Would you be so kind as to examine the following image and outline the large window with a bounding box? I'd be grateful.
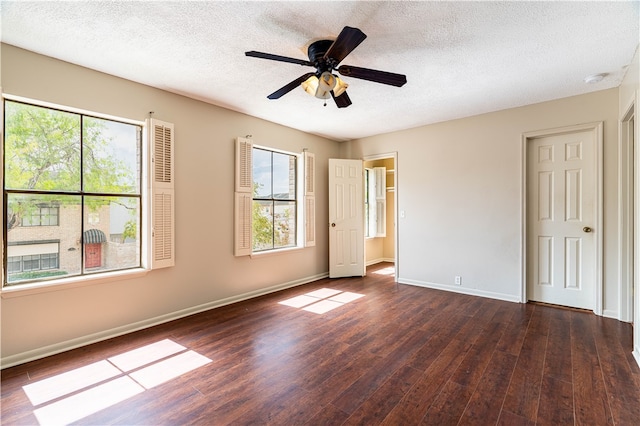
[252,147,297,251]
[3,99,142,286]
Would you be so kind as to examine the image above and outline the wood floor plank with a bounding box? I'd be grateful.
[421,379,474,425]
[571,311,614,425]
[332,327,433,415]
[306,403,351,425]
[501,305,550,422]
[379,338,472,425]
[497,410,535,426]
[458,350,518,426]
[342,364,423,425]
[1,262,638,426]
[542,307,573,383]
[590,315,640,425]
[449,304,514,388]
[496,303,535,356]
[536,375,574,425]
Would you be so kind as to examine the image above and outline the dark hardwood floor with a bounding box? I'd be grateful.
[2,262,639,425]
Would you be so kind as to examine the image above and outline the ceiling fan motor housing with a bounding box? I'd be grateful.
[308,39,335,73]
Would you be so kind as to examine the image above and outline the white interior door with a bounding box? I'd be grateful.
[527,129,598,310]
[329,159,365,278]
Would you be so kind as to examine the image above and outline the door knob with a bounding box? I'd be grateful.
[583,226,592,233]
[331,223,336,227]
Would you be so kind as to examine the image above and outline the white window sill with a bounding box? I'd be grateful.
[1,268,149,298]
[250,246,304,259]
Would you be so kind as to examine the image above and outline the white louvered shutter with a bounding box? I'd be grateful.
[304,151,316,247]
[148,119,175,268]
[235,137,253,256]
[236,137,253,193]
[374,167,386,237]
[304,151,315,196]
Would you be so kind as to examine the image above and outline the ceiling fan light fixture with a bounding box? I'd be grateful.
[301,75,319,96]
[301,72,348,99]
[315,71,336,99]
[333,76,349,97]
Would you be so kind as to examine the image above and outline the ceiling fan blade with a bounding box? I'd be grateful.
[331,90,352,108]
[267,73,315,99]
[323,26,367,64]
[337,65,407,87]
[245,51,313,67]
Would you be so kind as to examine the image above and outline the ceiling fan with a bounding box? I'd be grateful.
[245,26,407,108]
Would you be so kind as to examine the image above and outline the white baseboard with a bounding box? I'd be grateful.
[366,258,395,266]
[633,347,640,369]
[397,276,521,304]
[602,309,620,320]
[1,272,328,369]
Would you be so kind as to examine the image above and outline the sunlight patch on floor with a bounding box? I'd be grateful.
[23,339,211,425]
[23,360,121,406]
[372,266,395,276]
[130,350,211,389]
[108,339,186,372]
[33,376,144,426]
[279,288,364,314]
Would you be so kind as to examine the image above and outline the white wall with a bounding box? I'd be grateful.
[618,46,640,367]
[0,45,340,364]
[344,89,622,309]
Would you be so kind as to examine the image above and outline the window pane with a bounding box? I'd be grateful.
[253,148,272,198]
[272,152,296,200]
[83,196,140,273]
[4,101,81,191]
[274,201,296,248]
[252,200,273,251]
[6,194,81,285]
[41,253,59,270]
[83,117,141,194]
[7,257,22,274]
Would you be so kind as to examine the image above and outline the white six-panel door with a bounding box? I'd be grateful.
[527,129,597,310]
[329,159,365,278]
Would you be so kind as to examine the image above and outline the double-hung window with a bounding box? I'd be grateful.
[252,147,297,252]
[3,99,144,287]
[234,137,315,256]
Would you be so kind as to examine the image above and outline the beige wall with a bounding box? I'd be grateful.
[344,88,622,312]
[2,42,637,366]
[0,45,340,363]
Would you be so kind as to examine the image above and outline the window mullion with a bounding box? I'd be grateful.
[80,115,85,274]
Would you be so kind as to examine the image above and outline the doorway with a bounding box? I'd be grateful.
[364,153,398,280]
[523,123,603,312]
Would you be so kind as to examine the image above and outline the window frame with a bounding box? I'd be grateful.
[1,94,150,294]
[250,144,302,254]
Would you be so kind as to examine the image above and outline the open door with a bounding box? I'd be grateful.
[329,159,365,278]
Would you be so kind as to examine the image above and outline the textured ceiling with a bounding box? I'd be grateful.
[1,1,638,141]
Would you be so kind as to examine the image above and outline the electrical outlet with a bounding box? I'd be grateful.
[455,276,462,285]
